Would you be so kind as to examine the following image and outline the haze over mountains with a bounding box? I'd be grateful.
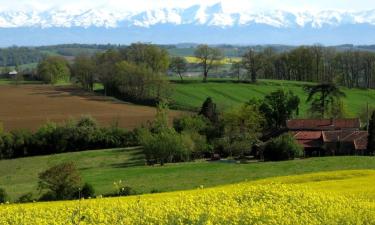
[1,3,375,46]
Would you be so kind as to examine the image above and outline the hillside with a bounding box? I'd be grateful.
[0,84,182,131]
[1,146,375,200]
[2,170,375,224]
[171,79,375,117]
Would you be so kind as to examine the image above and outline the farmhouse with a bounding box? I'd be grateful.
[287,119,368,156]
[7,70,18,78]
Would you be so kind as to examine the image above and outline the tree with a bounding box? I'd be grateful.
[169,56,188,81]
[139,103,194,165]
[121,43,170,74]
[263,134,303,161]
[230,61,242,81]
[115,61,170,102]
[199,97,219,123]
[367,111,375,156]
[72,55,95,91]
[304,83,346,118]
[94,49,122,96]
[242,49,263,82]
[37,56,71,84]
[259,90,300,128]
[220,104,265,157]
[194,45,223,82]
[38,162,82,200]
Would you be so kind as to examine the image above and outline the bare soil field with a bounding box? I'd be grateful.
[0,85,182,131]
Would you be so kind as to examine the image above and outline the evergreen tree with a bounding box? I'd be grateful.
[199,97,218,123]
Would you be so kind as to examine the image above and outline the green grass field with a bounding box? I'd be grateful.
[171,78,375,117]
[1,147,375,201]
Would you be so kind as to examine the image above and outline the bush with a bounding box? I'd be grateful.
[173,115,208,133]
[79,183,95,198]
[38,162,82,200]
[0,188,8,203]
[17,193,34,203]
[263,134,303,161]
[0,116,139,160]
[140,128,194,165]
[112,180,135,196]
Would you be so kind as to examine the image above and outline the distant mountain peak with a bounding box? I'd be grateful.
[1,5,375,29]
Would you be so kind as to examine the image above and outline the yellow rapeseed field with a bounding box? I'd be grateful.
[1,170,375,225]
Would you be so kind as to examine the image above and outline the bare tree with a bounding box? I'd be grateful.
[194,45,223,82]
[169,56,188,82]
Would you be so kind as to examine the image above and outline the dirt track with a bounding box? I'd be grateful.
[0,85,182,131]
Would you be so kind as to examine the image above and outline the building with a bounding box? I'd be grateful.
[7,70,18,78]
[287,119,367,156]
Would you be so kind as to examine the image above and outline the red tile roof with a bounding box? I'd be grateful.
[292,131,323,148]
[291,130,368,151]
[287,119,360,131]
[293,131,322,140]
[354,137,368,150]
[323,131,368,142]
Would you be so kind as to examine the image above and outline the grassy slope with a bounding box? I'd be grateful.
[171,78,375,116]
[1,147,375,200]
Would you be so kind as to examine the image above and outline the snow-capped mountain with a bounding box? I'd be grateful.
[1,3,375,29]
[1,3,375,46]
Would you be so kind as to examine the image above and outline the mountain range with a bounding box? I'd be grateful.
[1,3,375,46]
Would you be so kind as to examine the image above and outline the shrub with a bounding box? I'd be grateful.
[0,116,139,159]
[79,183,96,198]
[38,162,82,200]
[17,193,34,203]
[11,129,33,158]
[140,128,194,165]
[113,180,135,196]
[263,134,303,161]
[0,188,8,203]
[173,115,209,133]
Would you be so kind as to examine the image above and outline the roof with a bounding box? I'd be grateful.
[8,71,18,75]
[323,130,368,142]
[287,118,360,131]
[291,130,368,151]
[292,131,323,148]
[293,131,322,140]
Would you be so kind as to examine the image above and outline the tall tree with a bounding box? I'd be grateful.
[169,56,188,81]
[366,111,375,156]
[194,45,223,82]
[242,49,263,83]
[72,55,95,91]
[304,83,346,118]
[94,49,122,96]
[37,56,71,84]
[221,104,265,157]
[230,61,242,81]
[121,43,170,74]
[199,97,219,123]
[259,90,300,128]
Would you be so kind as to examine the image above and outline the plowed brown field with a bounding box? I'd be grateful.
[0,85,182,131]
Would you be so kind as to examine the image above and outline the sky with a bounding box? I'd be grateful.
[0,0,373,13]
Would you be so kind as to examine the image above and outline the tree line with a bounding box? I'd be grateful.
[0,47,45,67]
[36,43,171,105]
[230,46,375,89]
[0,116,138,160]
